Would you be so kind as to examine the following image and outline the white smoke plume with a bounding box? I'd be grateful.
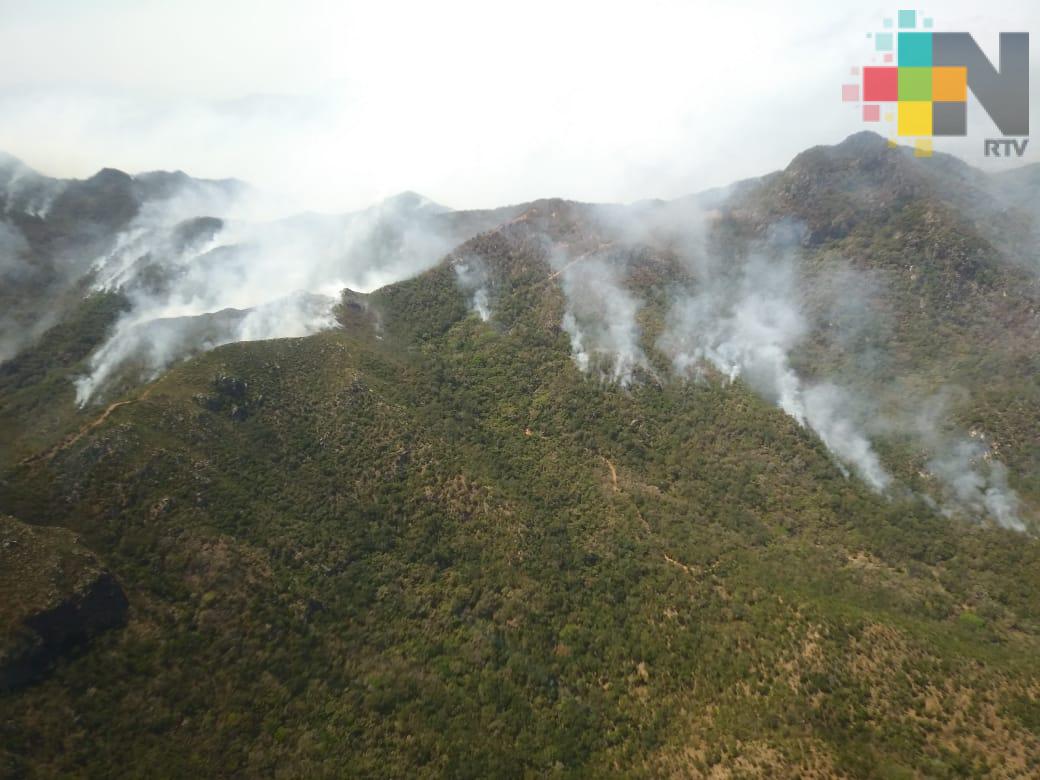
[901,395,1027,531]
[661,244,1027,526]
[73,292,335,405]
[801,383,890,491]
[452,255,492,321]
[928,439,1024,532]
[557,251,648,386]
[659,250,891,491]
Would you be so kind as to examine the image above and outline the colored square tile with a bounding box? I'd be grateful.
[863,104,881,122]
[899,32,932,66]
[884,53,893,63]
[914,138,933,157]
[932,66,966,101]
[875,32,893,51]
[843,84,860,102]
[884,112,895,122]
[933,101,967,136]
[923,17,933,29]
[884,18,893,28]
[850,66,861,76]
[863,67,898,101]
[888,138,899,148]
[899,67,932,100]
[898,101,932,135]
[899,10,917,29]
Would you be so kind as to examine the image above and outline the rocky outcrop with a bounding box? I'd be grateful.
[0,515,128,690]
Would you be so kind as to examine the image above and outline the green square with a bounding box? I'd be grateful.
[898,67,932,100]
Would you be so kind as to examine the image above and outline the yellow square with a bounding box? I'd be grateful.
[888,138,899,148]
[914,138,933,157]
[898,101,932,136]
[884,112,894,122]
[932,67,967,101]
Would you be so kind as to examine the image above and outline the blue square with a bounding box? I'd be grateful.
[899,32,932,66]
[875,32,893,52]
[898,10,917,29]
[923,17,933,29]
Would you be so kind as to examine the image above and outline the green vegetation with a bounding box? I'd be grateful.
[1,134,1039,776]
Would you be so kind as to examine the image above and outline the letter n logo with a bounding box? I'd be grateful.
[933,32,1029,136]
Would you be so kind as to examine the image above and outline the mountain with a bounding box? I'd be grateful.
[1,133,1040,776]
[0,155,251,365]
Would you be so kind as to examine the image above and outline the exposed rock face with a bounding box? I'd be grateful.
[0,515,128,690]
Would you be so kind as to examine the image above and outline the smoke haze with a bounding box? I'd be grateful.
[74,189,459,403]
[1,1,1036,213]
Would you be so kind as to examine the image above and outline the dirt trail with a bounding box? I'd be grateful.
[663,554,693,574]
[602,455,652,532]
[599,454,716,567]
[21,383,158,466]
[602,456,619,492]
[544,242,614,282]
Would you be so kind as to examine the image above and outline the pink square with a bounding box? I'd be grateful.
[850,66,861,76]
[883,53,893,63]
[842,84,860,102]
[863,104,880,121]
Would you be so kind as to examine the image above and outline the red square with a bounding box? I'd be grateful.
[863,67,898,101]
[863,104,880,121]
[842,84,859,102]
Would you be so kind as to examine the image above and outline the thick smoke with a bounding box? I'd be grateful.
[802,383,890,490]
[75,190,455,404]
[556,251,647,386]
[658,249,891,491]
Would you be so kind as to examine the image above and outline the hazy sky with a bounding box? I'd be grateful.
[0,0,1037,211]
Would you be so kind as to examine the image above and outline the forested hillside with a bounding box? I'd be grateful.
[2,133,1040,777]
